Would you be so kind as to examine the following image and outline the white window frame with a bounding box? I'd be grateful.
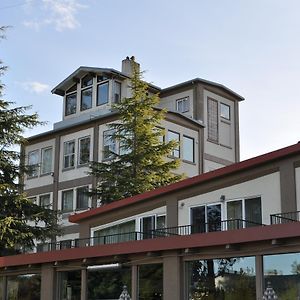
[220,102,231,120]
[176,96,189,113]
[61,189,74,213]
[63,140,75,169]
[39,193,51,208]
[167,130,180,158]
[28,150,39,178]
[41,147,53,175]
[76,185,90,210]
[78,136,91,166]
[182,135,195,163]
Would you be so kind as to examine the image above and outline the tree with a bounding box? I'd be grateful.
[90,59,183,204]
[0,27,60,255]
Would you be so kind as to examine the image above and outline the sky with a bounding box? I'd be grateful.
[1,0,300,160]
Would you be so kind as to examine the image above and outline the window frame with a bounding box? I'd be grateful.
[76,186,89,210]
[220,102,231,121]
[97,81,109,106]
[28,150,39,178]
[65,92,77,116]
[113,81,122,103]
[103,129,116,160]
[78,136,91,166]
[41,146,53,175]
[207,97,219,143]
[80,86,93,111]
[167,130,180,158]
[63,140,75,169]
[176,96,190,113]
[61,189,74,213]
[39,193,51,208]
[182,135,195,163]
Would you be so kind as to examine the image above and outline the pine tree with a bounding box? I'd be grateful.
[90,60,183,204]
[0,27,59,255]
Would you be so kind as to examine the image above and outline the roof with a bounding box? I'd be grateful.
[69,142,300,223]
[161,78,244,101]
[51,66,161,96]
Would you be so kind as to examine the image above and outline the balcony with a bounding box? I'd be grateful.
[35,219,264,253]
[270,211,300,224]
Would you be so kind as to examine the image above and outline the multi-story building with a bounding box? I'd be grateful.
[23,57,243,245]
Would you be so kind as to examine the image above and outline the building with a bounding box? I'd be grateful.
[23,57,243,246]
[1,142,300,299]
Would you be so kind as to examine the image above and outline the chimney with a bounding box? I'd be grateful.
[121,56,140,76]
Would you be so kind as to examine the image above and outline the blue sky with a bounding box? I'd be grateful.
[1,0,300,160]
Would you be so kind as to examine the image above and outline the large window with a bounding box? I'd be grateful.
[103,130,116,160]
[39,194,51,207]
[176,96,189,113]
[97,82,109,105]
[168,130,180,158]
[28,150,39,178]
[81,87,92,111]
[186,257,256,300]
[58,270,81,300]
[63,140,75,169]
[183,135,194,162]
[191,204,222,233]
[207,98,218,142]
[226,197,262,228]
[78,136,90,165]
[62,190,73,212]
[65,92,77,116]
[76,186,89,210]
[41,147,52,175]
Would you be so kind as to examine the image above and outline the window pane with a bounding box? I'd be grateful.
[176,97,189,113]
[157,215,166,230]
[58,271,81,300]
[64,141,75,168]
[97,82,109,105]
[191,206,206,233]
[62,190,73,212]
[28,150,39,177]
[141,216,155,239]
[76,186,89,210]
[41,147,52,174]
[79,137,90,165]
[245,197,262,227]
[168,130,180,158]
[81,87,92,111]
[97,75,109,82]
[103,130,116,160]
[227,200,243,229]
[186,257,256,300]
[81,74,93,88]
[66,84,77,94]
[183,136,194,162]
[208,98,218,142]
[220,102,230,120]
[40,194,50,207]
[207,204,221,232]
[114,81,121,103]
[65,93,77,116]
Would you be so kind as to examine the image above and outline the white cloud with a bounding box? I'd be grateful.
[21,81,50,94]
[23,0,86,32]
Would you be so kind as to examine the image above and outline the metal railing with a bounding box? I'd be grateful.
[270,211,300,224]
[35,218,264,253]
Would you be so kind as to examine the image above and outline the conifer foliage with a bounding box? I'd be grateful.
[90,60,183,204]
[0,27,59,255]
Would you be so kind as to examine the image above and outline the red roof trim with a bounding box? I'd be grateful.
[1,223,300,268]
[69,142,300,223]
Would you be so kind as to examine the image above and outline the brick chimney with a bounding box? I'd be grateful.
[121,56,140,76]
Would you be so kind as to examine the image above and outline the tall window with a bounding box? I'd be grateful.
[81,87,92,111]
[183,136,194,162]
[63,141,75,169]
[176,96,189,113]
[28,150,39,177]
[78,137,90,165]
[76,186,89,210]
[97,82,109,105]
[62,190,73,212]
[39,194,51,207]
[65,93,77,116]
[207,98,218,142]
[41,147,52,174]
[168,130,180,158]
[220,102,230,120]
[114,81,121,103]
[103,130,116,160]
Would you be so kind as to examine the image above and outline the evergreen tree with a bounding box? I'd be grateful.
[0,27,59,255]
[90,60,183,204]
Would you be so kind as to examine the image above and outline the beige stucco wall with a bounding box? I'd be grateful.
[159,89,194,119]
[59,128,94,182]
[178,172,281,226]
[203,89,236,164]
[24,138,56,190]
[296,167,300,210]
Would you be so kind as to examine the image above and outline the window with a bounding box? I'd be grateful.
[62,190,73,212]
[78,137,90,165]
[220,102,230,120]
[39,194,51,207]
[97,75,109,82]
[65,93,77,116]
[176,97,189,113]
[63,141,75,169]
[97,82,109,105]
[168,130,180,158]
[207,98,218,142]
[81,87,92,111]
[183,136,194,162]
[113,81,121,103]
[28,150,39,178]
[103,130,116,160]
[41,147,52,175]
[81,74,93,88]
[76,186,89,210]
[226,197,262,228]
